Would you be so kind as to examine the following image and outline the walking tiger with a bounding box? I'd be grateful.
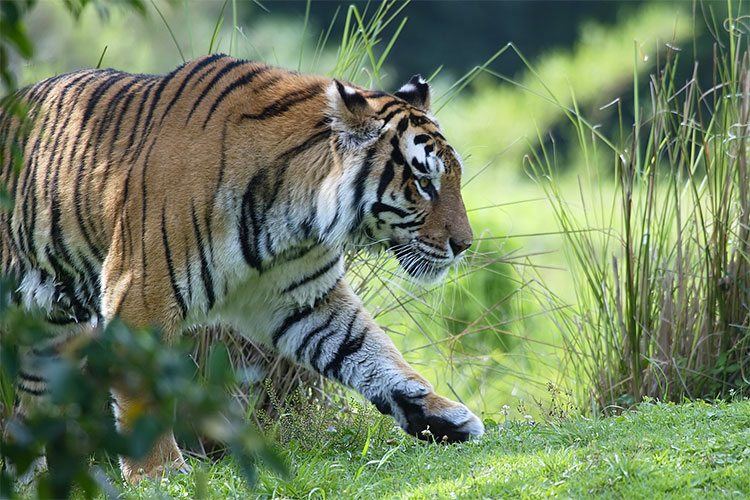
[0,55,483,483]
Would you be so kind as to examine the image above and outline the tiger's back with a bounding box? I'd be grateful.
[0,55,335,327]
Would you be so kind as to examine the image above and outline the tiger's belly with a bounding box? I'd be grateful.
[203,243,344,346]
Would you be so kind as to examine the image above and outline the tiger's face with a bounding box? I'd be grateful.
[327,76,473,283]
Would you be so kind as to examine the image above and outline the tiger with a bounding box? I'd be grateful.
[0,54,483,483]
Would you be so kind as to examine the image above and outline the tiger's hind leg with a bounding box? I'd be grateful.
[5,346,50,484]
[4,334,78,483]
[100,240,192,484]
[110,388,191,484]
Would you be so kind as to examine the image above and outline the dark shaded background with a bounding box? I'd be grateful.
[249,1,655,81]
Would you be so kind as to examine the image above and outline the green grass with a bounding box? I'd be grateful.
[44,399,749,499]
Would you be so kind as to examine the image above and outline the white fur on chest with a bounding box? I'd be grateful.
[207,242,343,344]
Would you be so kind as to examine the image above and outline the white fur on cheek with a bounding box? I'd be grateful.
[405,138,426,167]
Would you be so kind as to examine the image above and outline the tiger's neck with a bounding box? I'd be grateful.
[230,134,369,273]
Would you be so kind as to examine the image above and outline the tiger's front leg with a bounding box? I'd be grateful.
[273,281,484,442]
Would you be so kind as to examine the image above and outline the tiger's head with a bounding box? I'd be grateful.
[326,76,473,284]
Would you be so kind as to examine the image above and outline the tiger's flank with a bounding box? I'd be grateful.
[0,55,483,484]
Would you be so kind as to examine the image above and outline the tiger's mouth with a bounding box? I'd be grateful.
[389,240,454,284]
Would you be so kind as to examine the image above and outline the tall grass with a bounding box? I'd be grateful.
[527,7,750,412]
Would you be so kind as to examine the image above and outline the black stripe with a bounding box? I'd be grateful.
[185,59,247,124]
[241,85,323,121]
[95,77,139,145]
[88,77,139,239]
[417,237,445,252]
[381,108,404,125]
[309,328,339,372]
[19,370,45,383]
[204,211,216,266]
[74,253,100,307]
[377,100,401,115]
[323,314,365,380]
[294,310,336,361]
[301,214,315,238]
[349,147,377,233]
[282,244,316,262]
[392,215,425,229]
[371,201,409,219]
[205,120,228,265]
[23,76,62,106]
[377,160,395,201]
[18,141,40,259]
[190,65,220,91]
[363,90,387,98]
[314,277,341,309]
[191,204,215,310]
[136,70,174,150]
[396,117,409,133]
[251,74,283,94]
[400,160,413,186]
[139,122,164,298]
[123,80,157,159]
[73,138,106,261]
[14,103,47,257]
[184,236,193,304]
[240,129,331,265]
[413,134,431,144]
[161,206,187,317]
[238,172,266,269]
[79,70,120,128]
[202,65,270,129]
[47,125,92,317]
[411,157,428,174]
[118,163,137,263]
[390,136,406,165]
[160,54,225,124]
[415,247,447,260]
[282,253,341,294]
[102,80,145,191]
[273,128,331,164]
[271,305,314,347]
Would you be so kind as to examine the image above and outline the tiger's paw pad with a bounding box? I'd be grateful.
[393,390,484,443]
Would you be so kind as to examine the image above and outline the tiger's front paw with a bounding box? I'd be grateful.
[391,390,484,442]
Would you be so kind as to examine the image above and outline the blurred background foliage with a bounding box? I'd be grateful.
[2,0,750,495]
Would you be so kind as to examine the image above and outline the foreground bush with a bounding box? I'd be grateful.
[0,276,279,499]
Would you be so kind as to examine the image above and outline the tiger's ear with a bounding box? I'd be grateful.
[327,80,383,149]
[394,74,430,111]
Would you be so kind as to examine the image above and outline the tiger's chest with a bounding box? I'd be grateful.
[203,243,344,343]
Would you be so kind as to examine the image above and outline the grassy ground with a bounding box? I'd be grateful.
[45,399,749,499]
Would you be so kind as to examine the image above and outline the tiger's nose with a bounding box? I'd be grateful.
[449,237,472,256]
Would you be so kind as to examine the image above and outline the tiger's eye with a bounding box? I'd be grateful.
[419,177,431,189]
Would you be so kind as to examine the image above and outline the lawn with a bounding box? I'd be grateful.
[52,399,749,500]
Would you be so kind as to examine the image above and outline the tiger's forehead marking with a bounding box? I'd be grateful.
[405,133,446,177]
